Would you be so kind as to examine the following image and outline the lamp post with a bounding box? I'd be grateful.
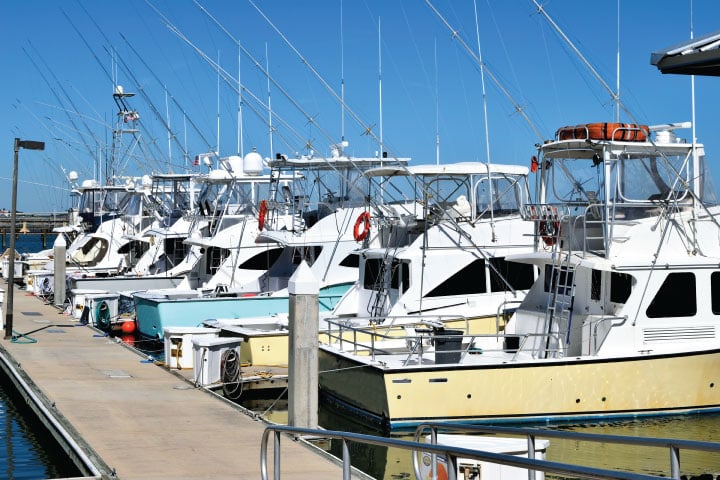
[5,138,45,340]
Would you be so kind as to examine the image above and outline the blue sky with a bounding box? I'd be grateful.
[2,0,718,212]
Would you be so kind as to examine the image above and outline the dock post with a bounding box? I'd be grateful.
[53,234,66,308]
[287,260,319,428]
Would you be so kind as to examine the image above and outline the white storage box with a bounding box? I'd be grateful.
[192,336,243,386]
[163,327,220,370]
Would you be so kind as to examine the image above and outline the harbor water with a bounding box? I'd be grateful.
[0,369,80,479]
[316,403,720,480]
[1,234,81,478]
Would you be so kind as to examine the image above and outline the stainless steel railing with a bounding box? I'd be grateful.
[261,423,720,480]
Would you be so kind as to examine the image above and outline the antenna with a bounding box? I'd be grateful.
[615,0,621,122]
[434,37,439,166]
[341,0,345,142]
[378,16,383,160]
[238,41,244,157]
[266,43,274,157]
[217,50,221,157]
[690,0,699,195]
[473,0,496,240]
[165,86,172,172]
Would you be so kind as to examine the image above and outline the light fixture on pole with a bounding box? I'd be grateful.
[5,138,45,340]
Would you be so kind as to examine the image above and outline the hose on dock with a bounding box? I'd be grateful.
[221,348,243,400]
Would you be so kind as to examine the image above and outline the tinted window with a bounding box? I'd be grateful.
[646,272,696,318]
[543,265,573,296]
[363,258,383,290]
[390,260,410,294]
[712,272,720,315]
[238,248,283,270]
[489,257,534,292]
[426,259,486,297]
[610,272,632,303]
[339,254,360,268]
[591,269,602,301]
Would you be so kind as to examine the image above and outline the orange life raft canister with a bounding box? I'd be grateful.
[556,122,648,142]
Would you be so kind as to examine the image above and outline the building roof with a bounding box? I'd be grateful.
[651,30,720,76]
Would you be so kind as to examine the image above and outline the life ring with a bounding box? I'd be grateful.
[539,220,560,246]
[258,200,268,231]
[353,211,371,242]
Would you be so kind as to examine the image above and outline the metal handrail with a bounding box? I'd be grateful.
[259,423,719,480]
[322,317,567,364]
[413,423,720,480]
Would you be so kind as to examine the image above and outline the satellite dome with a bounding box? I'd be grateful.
[227,155,243,175]
[243,149,264,176]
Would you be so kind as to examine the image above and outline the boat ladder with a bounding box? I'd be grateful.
[369,252,393,319]
[545,239,576,357]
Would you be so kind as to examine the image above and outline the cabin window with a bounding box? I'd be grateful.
[389,260,410,294]
[646,272,696,318]
[363,258,382,290]
[543,266,574,296]
[205,246,230,275]
[238,248,283,270]
[712,272,720,314]
[610,272,632,303]
[339,254,360,268]
[165,237,188,265]
[362,258,409,293]
[292,246,322,267]
[591,269,602,301]
[426,259,487,297]
[489,257,534,292]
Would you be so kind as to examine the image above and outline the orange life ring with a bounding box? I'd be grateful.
[539,220,560,246]
[353,211,371,242]
[258,200,268,231]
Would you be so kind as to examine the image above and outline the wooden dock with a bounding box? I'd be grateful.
[0,285,354,480]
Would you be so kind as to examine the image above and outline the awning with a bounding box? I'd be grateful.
[651,30,720,76]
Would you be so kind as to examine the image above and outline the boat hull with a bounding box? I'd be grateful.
[134,283,352,340]
[318,347,720,431]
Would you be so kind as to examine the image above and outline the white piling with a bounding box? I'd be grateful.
[287,260,319,428]
[53,234,66,308]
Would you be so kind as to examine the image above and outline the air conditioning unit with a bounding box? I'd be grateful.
[192,336,243,387]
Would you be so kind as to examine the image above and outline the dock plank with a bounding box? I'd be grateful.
[0,286,348,480]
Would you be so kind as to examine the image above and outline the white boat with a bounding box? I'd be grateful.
[206,161,536,368]
[318,122,720,430]
[133,144,408,340]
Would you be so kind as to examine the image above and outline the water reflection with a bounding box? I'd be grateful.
[314,402,720,480]
[0,377,80,479]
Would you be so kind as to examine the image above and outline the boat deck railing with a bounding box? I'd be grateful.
[261,423,720,480]
[322,317,568,364]
[523,199,695,257]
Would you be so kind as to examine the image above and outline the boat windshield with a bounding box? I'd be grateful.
[542,145,702,212]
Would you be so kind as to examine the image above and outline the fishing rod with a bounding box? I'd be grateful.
[163,0,336,155]
[22,43,101,163]
[424,0,545,143]
[147,17,305,158]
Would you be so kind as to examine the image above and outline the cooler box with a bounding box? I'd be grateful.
[163,327,220,370]
[192,336,243,386]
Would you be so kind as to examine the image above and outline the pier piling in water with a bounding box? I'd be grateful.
[288,260,320,429]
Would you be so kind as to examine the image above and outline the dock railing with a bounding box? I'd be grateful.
[414,423,720,480]
[261,423,720,480]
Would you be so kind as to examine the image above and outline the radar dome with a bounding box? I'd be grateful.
[68,171,79,182]
[243,149,264,175]
[227,155,243,175]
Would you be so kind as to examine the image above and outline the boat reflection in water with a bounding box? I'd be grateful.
[316,402,720,480]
